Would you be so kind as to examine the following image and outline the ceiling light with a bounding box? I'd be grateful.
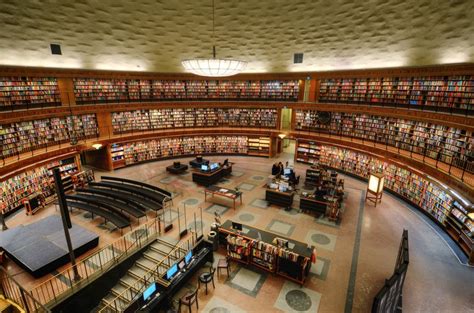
[92,143,102,150]
[181,0,246,77]
[278,134,287,139]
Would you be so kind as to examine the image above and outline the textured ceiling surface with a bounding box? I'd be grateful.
[0,0,473,73]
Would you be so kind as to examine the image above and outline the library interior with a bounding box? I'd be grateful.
[0,1,473,313]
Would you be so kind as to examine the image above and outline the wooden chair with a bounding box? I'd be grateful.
[198,266,216,295]
[178,287,199,313]
[217,257,230,277]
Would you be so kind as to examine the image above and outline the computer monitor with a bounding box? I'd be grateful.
[185,250,193,264]
[232,222,243,231]
[178,260,186,270]
[210,163,219,170]
[166,263,178,280]
[201,164,209,171]
[142,282,157,301]
[284,168,291,175]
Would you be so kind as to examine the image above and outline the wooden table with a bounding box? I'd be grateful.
[205,185,242,210]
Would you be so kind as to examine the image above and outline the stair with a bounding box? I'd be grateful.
[96,238,176,312]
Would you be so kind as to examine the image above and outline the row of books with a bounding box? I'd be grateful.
[295,141,472,234]
[111,108,278,134]
[0,77,61,108]
[0,114,98,158]
[319,75,473,109]
[74,78,299,103]
[294,110,474,167]
[111,135,270,166]
[0,156,79,213]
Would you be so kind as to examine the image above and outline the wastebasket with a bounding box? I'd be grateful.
[208,230,218,251]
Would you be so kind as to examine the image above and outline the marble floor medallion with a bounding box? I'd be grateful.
[286,289,312,311]
[311,233,331,245]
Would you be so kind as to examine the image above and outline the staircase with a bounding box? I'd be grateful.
[96,239,187,312]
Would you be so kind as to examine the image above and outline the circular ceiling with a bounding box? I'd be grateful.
[0,0,473,73]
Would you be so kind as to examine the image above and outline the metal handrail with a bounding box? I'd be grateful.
[0,266,50,313]
[98,235,197,313]
[29,217,162,308]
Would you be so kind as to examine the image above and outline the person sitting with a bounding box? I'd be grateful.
[289,171,297,183]
[314,186,326,200]
[271,163,279,175]
[278,162,284,176]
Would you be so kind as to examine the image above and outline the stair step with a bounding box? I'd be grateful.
[151,241,174,253]
[120,273,146,292]
[128,265,150,280]
[144,250,169,262]
[102,293,128,312]
[136,257,157,271]
[111,283,136,302]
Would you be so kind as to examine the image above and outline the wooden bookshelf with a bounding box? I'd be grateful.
[111,108,278,134]
[218,220,314,285]
[73,79,299,104]
[109,135,271,167]
[248,137,271,156]
[0,114,98,159]
[318,75,474,115]
[226,234,252,264]
[0,155,81,215]
[295,140,474,262]
[294,109,474,173]
[0,76,61,111]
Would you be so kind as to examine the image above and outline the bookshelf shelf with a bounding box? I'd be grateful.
[111,108,278,134]
[0,77,61,111]
[219,220,314,285]
[294,109,474,173]
[73,79,299,104]
[110,135,270,167]
[0,114,98,159]
[0,156,81,215]
[295,140,474,261]
[318,75,474,115]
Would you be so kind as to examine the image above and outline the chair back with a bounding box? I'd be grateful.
[185,287,198,303]
[209,266,216,276]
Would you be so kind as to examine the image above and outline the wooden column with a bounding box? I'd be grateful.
[297,79,305,101]
[57,78,76,106]
[309,79,318,102]
[95,111,113,139]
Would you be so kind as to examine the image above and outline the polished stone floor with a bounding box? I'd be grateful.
[3,155,473,312]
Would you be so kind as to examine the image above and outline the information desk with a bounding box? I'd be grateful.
[205,185,242,210]
[126,245,213,313]
[265,188,295,208]
[166,163,188,174]
[192,165,232,186]
[189,158,209,169]
[218,220,313,285]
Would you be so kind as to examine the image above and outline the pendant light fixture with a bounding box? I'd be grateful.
[182,0,247,77]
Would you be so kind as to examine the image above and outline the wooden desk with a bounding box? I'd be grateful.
[205,186,242,210]
[265,188,295,208]
[300,196,328,216]
[192,165,232,186]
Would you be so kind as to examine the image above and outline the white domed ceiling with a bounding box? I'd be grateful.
[0,0,473,73]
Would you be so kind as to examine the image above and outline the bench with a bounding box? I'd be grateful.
[90,181,165,208]
[76,188,148,213]
[74,191,146,220]
[101,176,172,199]
[86,185,159,212]
[65,200,131,232]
